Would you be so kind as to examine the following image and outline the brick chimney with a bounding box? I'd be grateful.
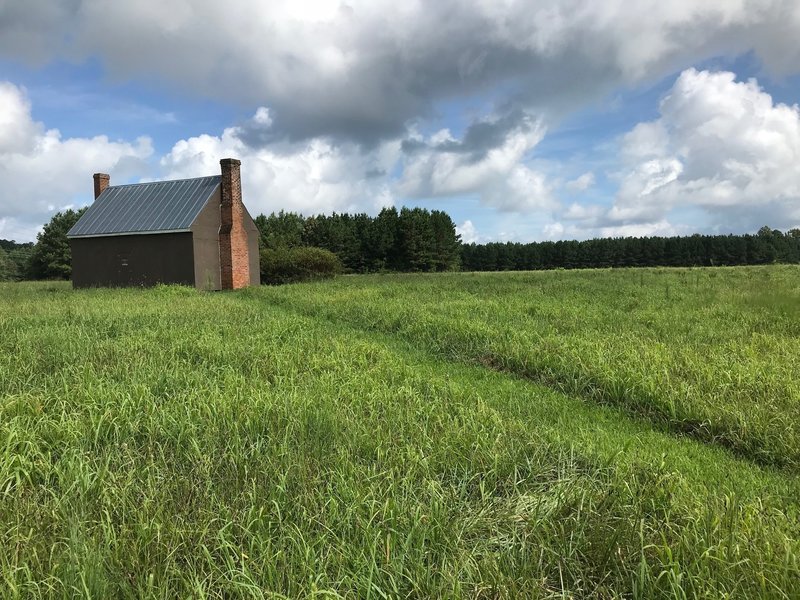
[219,158,250,290]
[93,173,110,200]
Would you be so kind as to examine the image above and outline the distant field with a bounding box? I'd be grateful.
[0,267,798,598]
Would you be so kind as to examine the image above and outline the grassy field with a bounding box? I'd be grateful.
[0,266,798,598]
[263,266,800,470]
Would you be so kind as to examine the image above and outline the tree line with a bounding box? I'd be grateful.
[2,205,799,283]
[460,227,800,271]
[0,208,87,281]
[0,239,33,281]
[255,207,462,273]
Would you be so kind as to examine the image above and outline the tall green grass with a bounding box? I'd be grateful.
[259,266,800,471]
[0,275,797,598]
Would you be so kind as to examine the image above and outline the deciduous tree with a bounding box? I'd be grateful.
[29,208,87,280]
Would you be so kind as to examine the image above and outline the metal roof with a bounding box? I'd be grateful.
[67,176,221,238]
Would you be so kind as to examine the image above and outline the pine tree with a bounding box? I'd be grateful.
[429,210,461,271]
[398,208,435,271]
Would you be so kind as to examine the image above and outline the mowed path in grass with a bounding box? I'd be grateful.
[0,269,797,598]
[261,266,800,471]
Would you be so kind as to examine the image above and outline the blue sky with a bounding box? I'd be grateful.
[1,1,800,243]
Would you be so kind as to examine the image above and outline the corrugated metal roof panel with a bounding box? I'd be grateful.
[67,176,221,237]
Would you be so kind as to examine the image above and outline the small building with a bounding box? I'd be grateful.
[67,158,260,290]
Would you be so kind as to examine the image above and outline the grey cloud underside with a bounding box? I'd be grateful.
[235,121,280,149]
[0,0,80,63]
[364,168,386,179]
[401,108,539,160]
[260,45,541,146]
[2,1,799,147]
[243,41,629,148]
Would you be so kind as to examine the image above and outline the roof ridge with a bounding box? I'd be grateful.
[108,174,221,189]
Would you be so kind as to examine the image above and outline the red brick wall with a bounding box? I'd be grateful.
[219,158,251,289]
[93,173,110,199]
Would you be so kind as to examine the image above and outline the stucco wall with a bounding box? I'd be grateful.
[190,188,222,290]
[243,209,261,285]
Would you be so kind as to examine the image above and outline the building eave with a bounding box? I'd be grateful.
[68,228,192,240]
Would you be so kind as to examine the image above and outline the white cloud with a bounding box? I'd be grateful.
[6,57,800,245]
[574,68,800,236]
[398,115,555,212]
[598,220,680,239]
[160,108,399,217]
[0,82,152,241]
[456,220,480,244]
[0,82,41,154]
[565,172,595,192]
[252,107,273,127]
[542,222,565,239]
[563,203,605,222]
[620,122,671,162]
[540,218,683,241]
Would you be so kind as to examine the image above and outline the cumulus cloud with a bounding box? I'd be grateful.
[542,222,565,239]
[1,1,799,145]
[565,172,595,192]
[160,108,399,217]
[556,68,800,239]
[602,68,800,233]
[398,113,555,211]
[456,220,480,244]
[0,82,152,241]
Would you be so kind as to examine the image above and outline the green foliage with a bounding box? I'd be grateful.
[0,274,797,597]
[0,240,34,281]
[6,247,33,280]
[28,208,87,280]
[430,209,462,271]
[254,210,306,250]
[397,206,435,271]
[462,225,800,271]
[260,246,342,284]
[0,238,30,252]
[369,206,400,271]
[0,247,14,281]
[254,207,461,274]
[303,213,363,271]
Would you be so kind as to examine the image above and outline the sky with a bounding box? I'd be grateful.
[1,0,800,244]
